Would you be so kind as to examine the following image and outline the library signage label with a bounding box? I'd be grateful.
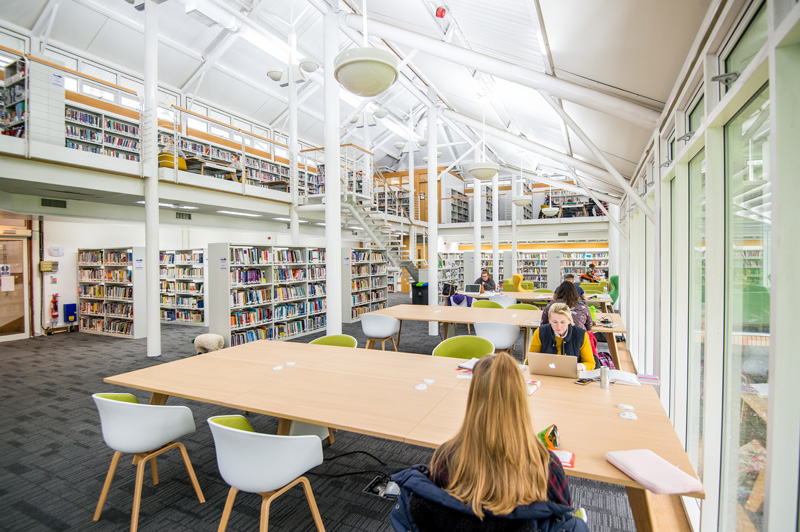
[134,259,144,270]
[51,73,64,87]
[0,264,9,276]
[219,258,228,270]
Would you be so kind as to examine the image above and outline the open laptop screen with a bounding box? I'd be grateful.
[464,284,481,294]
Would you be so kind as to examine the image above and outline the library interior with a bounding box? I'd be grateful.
[0,1,798,531]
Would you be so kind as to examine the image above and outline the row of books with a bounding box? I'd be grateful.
[176,267,203,279]
[230,288,270,307]
[309,267,326,280]
[106,320,134,335]
[352,265,370,277]
[274,249,303,263]
[105,251,132,264]
[230,246,271,265]
[79,301,104,314]
[77,251,101,265]
[66,125,100,143]
[308,250,325,263]
[66,140,101,154]
[79,270,103,282]
[274,286,306,301]
[274,268,306,282]
[308,284,326,297]
[231,308,272,328]
[275,320,306,339]
[308,315,326,330]
[104,134,139,150]
[231,269,268,285]
[309,299,326,314]
[176,297,203,309]
[274,302,306,319]
[66,108,100,127]
[175,310,204,323]
[105,270,131,283]
[175,251,203,263]
[104,118,139,137]
[231,326,273,346]
[79,286,103,298]
[107,286,132,299]
[106,302,133,318]
[79,317,104,331]
[104,147,139,161]
[176,281,202,293]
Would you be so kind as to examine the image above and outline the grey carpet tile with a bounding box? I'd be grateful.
[0,293,634,531]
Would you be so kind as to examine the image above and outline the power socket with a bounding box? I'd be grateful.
[362,475,398,500]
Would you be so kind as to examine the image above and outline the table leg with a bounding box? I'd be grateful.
[277,418,292,436]
[396,320,403,347]
[606,332,622,370]
[149,393,169,405]
[626,487,655,532]
[523,327,532,355]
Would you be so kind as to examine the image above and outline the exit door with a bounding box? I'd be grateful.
[0,239,30,341]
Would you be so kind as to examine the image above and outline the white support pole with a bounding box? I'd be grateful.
[426,90,439,335]
[407,111,416,267]
[473,178,482,281]
[143,0,160,357]
[492,173,499,284]
[511,169,519,274]
[289,27,300,245]
[324,4,342,335]
[539,91,654,220]
[362,112,371,198]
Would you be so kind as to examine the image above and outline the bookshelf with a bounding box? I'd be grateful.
[438,252,464,292]
[77,247,145,339]
[1,58,27,138]
[735,247,764,285]
[448,190,470,223]
[387,268,402,293]
[65,104,140,161]
[559,250,609,279]
[481,251,503,281]
[159,249,205,325]
[343,247,388,322]
[207,244,326,347]
[516,251,548,288]
[521,183,536,220]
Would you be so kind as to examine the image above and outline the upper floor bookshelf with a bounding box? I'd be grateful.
[1,56,27,139]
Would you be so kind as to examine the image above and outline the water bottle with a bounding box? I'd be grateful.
[600,366,610,389]
[589,305,597,321]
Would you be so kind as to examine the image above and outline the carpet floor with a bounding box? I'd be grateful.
[0,292,635,531]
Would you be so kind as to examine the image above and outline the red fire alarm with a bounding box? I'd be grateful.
[436,7,446,18]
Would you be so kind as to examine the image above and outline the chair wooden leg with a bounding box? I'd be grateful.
[381,339,386,350]
[217,486,239,532]
[150,456,159,485]
[131,454,148,532]
[326,428,336,445]
[365,338,374,350]
[390,335,398,352]
[93,451,122,521]
[299,476,326,531]
[175,442,206,503]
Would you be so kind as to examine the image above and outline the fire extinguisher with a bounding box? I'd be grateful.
[50,293,59,323]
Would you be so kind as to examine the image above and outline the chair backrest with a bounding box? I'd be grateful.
[512,273,531,292]
[532,288,553,293]
[488,294,517,308]
[609,275,619,304]
[502,278,515,292]
[432,336,495,359]
[447,294,471,307]
[92,393,196,454]
[583,288,603,294]
[360,314,401,337]
[474,322,520,351]
[309,334,358,348]
[507,303,538,310]
[208,415,323,494]
[472,300,503,309]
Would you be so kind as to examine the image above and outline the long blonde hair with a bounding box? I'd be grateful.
[430,352,551,518]
[548,302,574,324]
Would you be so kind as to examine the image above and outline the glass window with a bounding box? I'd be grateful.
[722,85,770,531]
[120,95,139,110]
[0,32,25,54]
[724,3,768,76]
[669,137,676,162]
[208,108,230,124]
[190,102,207,116]
[82,83,115,102]
[157,107,175,123]
[210,125,230,138]
[233,118,252,132]
[158,90,178,108]
[187,116,207,133]
[81,63,117,85]
[43,48,78,70]
[689,95,705,132]
[63,76,78,92]
[687,148,706,482]
[119,76,143,96]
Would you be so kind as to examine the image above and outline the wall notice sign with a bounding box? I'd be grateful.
[134,259,144,270]
[1,277,12,292]
[51,73,64,87]
[344,257,350,266]
[0,264,9,276]
[220,257,228,270]
[49,276,57,285]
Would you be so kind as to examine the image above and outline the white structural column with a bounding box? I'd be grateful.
[426,91,439,335]
[324,4,342,335]
[511,172,518,275]
[143,0,160,357]
[407,111,416,266]
[288,27,300,245]
[472,178,481,280]
[491,173,499,283]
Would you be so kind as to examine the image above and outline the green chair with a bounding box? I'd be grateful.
[473,300,503,309]
[583,288,603,294]
[432,335,495,359]
[609,275,619,306]
[309,334,358,348]
[507,303,538,310]
[502,278,515,292]
[532,288,553,293]
[580,282,602,292]
[521,281,535,291]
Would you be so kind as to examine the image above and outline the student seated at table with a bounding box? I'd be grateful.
[564,273,587,301]
[579,263,599,283]
[542,281,594,331]
[391,352,587,531]
[530,303,596,371]
[474,269,496,292]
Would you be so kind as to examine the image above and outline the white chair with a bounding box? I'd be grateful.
[474,321,521,356]
[208,415,326,532]
[361,313,401,351]
[489,294,517,308]
[92,393,205,532]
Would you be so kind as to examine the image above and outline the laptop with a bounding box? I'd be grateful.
[464,284,481,294]
[527,352,579,378]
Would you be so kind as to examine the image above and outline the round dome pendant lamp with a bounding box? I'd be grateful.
[334,0,398,97]
[512,153,532,207]
[542,183,560,217]
[465,98,498,181]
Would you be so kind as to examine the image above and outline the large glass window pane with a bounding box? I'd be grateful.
[687,148,706,482]
[723,85,770,531]
[689,95,705,132]
[724,3,768,76]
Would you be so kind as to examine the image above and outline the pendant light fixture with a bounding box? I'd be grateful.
[512,153,532,206]
[542,183,560,217]
[334,0,398,97]
[465,96,498,180]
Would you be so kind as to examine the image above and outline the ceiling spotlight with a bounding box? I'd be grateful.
[266,68,283,82]
[334,48,399,97]
[298,57,320,73]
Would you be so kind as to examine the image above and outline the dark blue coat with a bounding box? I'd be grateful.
[390,466,590,532]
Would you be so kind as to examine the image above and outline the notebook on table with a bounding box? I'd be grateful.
[463,284,481,294]
[527,352,579,378]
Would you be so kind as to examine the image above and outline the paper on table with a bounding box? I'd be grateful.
[1,277,13,292]
[457,357,480,370]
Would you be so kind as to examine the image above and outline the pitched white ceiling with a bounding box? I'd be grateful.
[0,0,712,200]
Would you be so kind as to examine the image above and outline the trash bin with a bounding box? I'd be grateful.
[412,282,428,305]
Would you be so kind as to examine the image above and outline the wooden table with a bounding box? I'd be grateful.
[473,291,615,313]
[369,304,541,350]
[104,341,702,531]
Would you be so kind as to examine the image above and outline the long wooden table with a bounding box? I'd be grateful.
[474,291,614,313]
[104,341,702,531]
[369,304,542,349]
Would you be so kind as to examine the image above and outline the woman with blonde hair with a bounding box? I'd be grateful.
[390,352,587,531]
[530,303,596,371]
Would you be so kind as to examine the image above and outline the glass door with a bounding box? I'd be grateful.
[0,238,29,341]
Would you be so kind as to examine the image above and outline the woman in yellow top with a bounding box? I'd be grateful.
[529,303,596,371]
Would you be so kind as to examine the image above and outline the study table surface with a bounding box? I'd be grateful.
[105,341,701,530]
[474,291,614,312]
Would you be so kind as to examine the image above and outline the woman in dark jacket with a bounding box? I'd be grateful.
[390,352,588,531]
[541,281,594,331]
